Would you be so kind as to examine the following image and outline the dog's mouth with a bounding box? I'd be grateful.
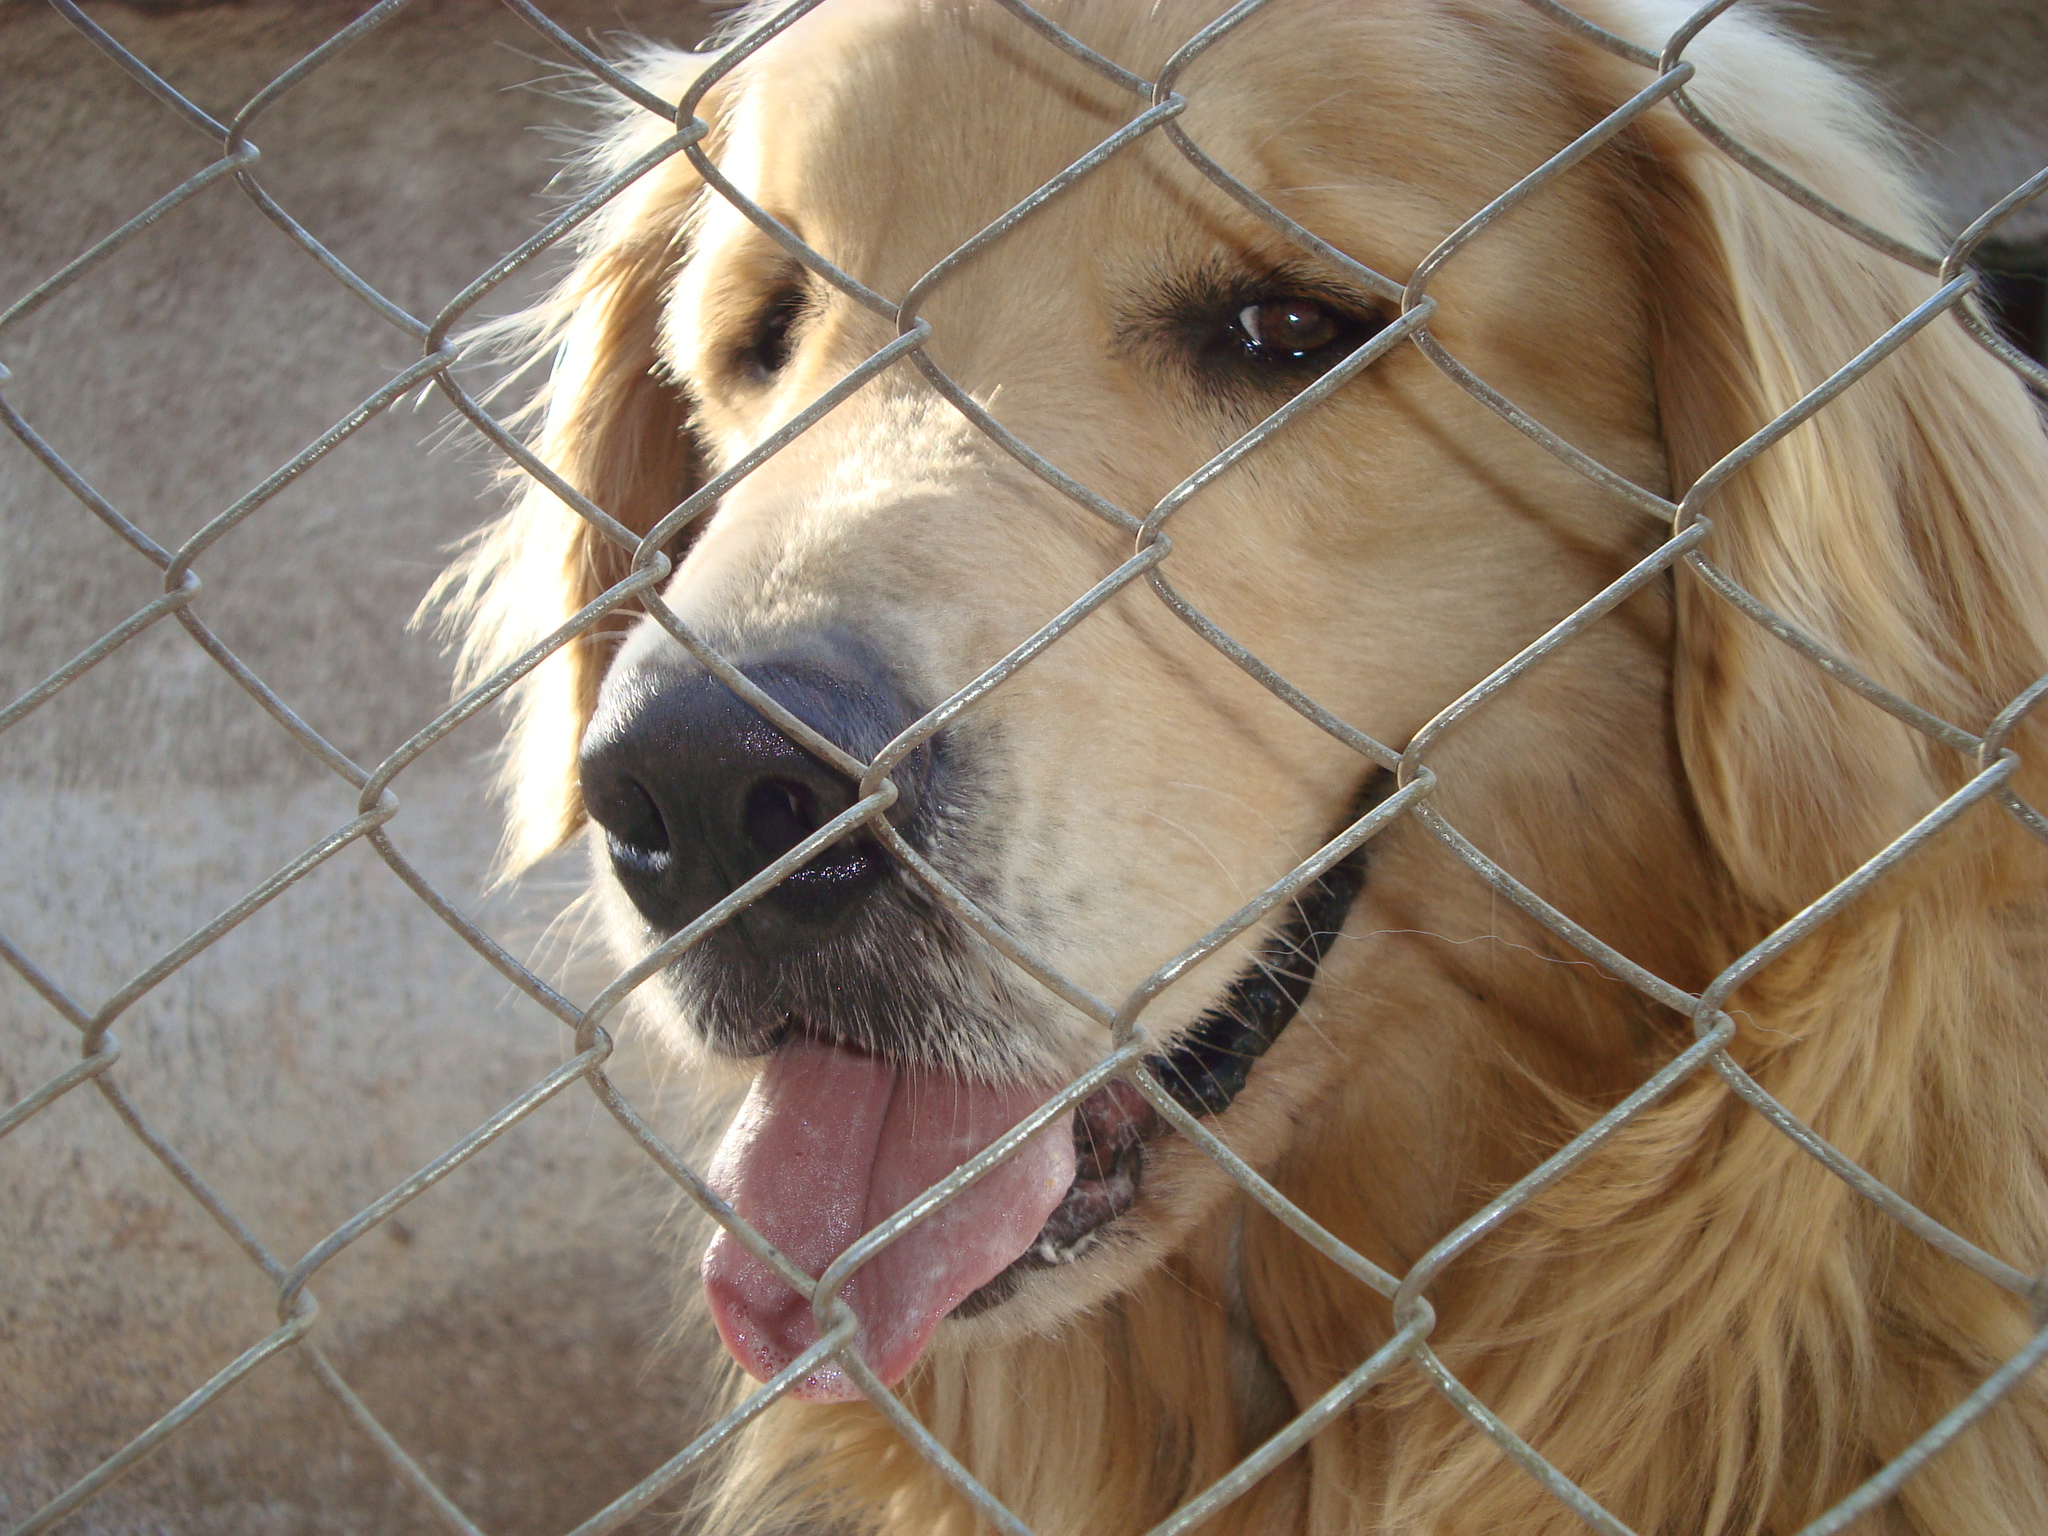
[960,848,1369,1311]
[699,782,1381,1401]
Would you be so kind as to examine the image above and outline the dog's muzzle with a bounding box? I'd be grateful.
[577,633,1375,1398]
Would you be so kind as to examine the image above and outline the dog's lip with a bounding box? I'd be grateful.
[965,790,1385,1309]
[1023,1079,1156,1263]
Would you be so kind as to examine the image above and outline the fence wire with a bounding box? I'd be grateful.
[4,0,2048,1533]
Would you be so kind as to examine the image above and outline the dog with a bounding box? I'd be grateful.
[439,0,2048,1530]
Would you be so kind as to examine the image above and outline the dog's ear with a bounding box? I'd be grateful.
[435,62,718,873]
[1623,16,2048,914]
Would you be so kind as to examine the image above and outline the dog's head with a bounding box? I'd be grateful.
[446,0,2048,1404]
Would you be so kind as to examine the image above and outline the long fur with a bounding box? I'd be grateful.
[441,2,2048,1532]
[429,53,715,870]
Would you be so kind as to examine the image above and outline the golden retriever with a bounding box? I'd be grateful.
[439,0,2048,1531]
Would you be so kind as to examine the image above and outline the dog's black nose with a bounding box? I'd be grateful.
[577,652,929,949]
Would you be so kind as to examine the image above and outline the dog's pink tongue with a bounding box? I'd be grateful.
[703,1036,1075,1401]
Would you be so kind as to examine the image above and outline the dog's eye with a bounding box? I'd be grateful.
[1236,298,1341,358]
[1227,296,1370,367]
[739,289,807,381]
[1126,268,1390,398]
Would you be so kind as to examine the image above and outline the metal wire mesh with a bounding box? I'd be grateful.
[4,0,2047,1532]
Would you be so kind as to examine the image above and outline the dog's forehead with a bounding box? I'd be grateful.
[696,0,1568,288]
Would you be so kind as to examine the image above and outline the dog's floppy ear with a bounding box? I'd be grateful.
[1622,14,2048,914]
[435,61,719,873]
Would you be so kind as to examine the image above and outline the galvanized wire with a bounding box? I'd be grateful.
[5,0,2048,1532]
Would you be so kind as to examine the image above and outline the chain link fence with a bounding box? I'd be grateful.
[4,0,2048,1532]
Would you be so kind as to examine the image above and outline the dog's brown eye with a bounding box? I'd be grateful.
[1134,268,1386,396]
[1203,290,1382,378]
[740,288,807,381]
[1235,298,1343,360]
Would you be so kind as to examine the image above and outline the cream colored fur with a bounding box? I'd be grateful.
[446,2,2048,1533]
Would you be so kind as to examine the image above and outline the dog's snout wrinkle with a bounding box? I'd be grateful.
[578,647,932,950]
